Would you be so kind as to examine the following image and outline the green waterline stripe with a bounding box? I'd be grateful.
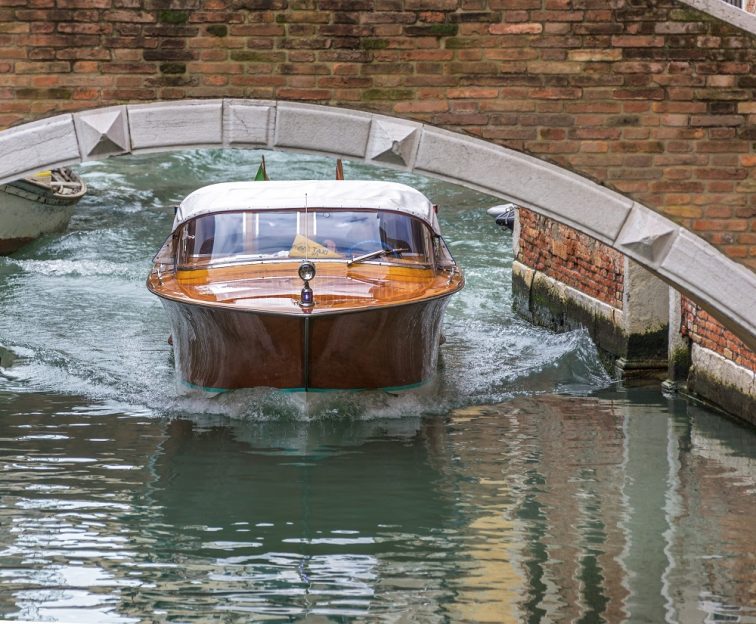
[180,379,427,395]
[181,379,231,394]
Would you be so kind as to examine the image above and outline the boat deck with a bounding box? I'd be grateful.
[149,260,463,315]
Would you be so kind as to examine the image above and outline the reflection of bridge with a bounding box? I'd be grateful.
[0,0,753,416]
[3,393,752,621]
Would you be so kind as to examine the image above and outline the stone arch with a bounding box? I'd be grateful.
[1,99,753,351]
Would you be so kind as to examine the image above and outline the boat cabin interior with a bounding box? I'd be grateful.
[155,208,456,272]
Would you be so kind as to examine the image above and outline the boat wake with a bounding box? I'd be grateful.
[0,326,612,423]
[167,377,452,422]
[6,257,141,279]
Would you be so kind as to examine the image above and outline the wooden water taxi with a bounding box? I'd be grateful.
[147,178,464,392]
[0,168,87,254]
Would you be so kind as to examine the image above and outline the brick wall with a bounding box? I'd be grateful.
[682,297,756,369]
[517,208,624,308]
[0,0,754,269]
[517,208,756,371]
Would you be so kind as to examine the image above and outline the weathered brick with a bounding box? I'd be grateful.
[489,23,542,35]
[318,75,372,88]
[143,49,195,61]
[567,49,622,62]
[446,86,497,98]
[393,99,447,113]
[690,114,744,127]
[57,22,112,35]
[103,10,154,22]
[15,60,71,73]
[693,218,749,232]
[56,0,110,7]
[611,35,665,47]
[0,0,753,269]
[517,208,624,307]
[276,87,331,100]
[612,87,666,100]
[57,47,111,60]
[229,74,285,87]
[100,62,156,73]
[405,0,458,9]
[531,86,582,99]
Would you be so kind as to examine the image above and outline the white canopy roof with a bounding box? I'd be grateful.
[174,180,440,232]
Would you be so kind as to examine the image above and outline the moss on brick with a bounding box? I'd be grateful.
[160,62,186,74]
[207,25,227,37]
[233,0,287,9]
[146,74,197,88]
[230,50,280,62]
[607,115,640,127]
[430,23,458,36]
[362,88,414,101]
[360,38,389,50]
[669,8,712,22]
[17,87,73,100]
[406,24,458,37]
[444,38,479,49]
[158,10,189,24]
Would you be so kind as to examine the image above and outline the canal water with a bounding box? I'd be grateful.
[0,151,754,623]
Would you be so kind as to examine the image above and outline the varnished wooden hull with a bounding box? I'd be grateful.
[160,296,451,391]
[149,258,463,391]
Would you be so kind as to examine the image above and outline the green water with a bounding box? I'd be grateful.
[0,151,754,622]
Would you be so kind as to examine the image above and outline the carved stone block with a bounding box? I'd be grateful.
[74,106,130,160]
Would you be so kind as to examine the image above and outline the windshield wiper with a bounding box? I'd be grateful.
[347,247,408,267]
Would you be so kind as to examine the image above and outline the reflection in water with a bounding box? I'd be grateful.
[1,390,754,622]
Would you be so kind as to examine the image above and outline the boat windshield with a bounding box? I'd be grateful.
[175,209,432,269]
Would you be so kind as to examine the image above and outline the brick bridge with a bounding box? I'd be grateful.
[0,0,754,415]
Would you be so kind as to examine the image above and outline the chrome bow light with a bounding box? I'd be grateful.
[298,261,316,308]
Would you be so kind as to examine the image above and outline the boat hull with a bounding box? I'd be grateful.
[160,297,450,391]
[0,176,85,254]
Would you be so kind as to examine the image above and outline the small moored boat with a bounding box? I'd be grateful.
[0,168,87,255]
[148,175,464,392]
